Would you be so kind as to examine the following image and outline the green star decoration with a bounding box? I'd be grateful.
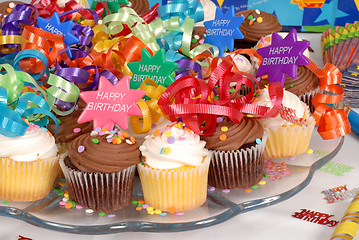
[128,48,178,89]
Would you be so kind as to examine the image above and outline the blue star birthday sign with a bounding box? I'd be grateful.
[204,6,244,56]
[37,12,79,56]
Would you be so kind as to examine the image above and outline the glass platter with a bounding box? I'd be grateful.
[0,129,344,235]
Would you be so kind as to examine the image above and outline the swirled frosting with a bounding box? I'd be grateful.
[201,117,264,151]
[254,88,307,129]
[259,65,319,96]
[68,132,140,173]
[0,125,58,162]
[48,110,93,143]
[235,9,282,43]
[120,0,149,15]
[140,125,210,169]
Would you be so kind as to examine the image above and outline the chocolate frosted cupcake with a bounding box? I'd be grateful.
[120,0,149,15]
[201,117,267,189]
[59,129,140,212]
[48,109,93,154]
[234,9,282,49]
[259,65,320,113]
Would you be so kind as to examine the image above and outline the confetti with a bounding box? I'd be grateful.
[222,189,230,193]
[245,189,252,193]
[176,212,184,216]
[292,209,339,227]
[251,185,258,189]
[85,209,94,214]
[98,212,106,216]
[307,149,313,154]
[108,214,116,218]
[76,205,83,209]
[259,180,266,185]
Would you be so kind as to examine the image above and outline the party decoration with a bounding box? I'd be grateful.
[264,159,290,181]
[37,12,79,49]
[128,48,178,89]
[203,6,244,56]
[91,0,129,16]
[320,161,354,176]
[292,209,339,227]
[330,193,359,240]
[321,185,359,203]
[256,29,310,86]
[78,76,145,130]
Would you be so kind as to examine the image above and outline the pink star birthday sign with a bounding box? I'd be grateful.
[256,29,310,86]
[78,76,145,130]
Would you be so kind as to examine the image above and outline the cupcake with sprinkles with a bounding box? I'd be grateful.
[137,122,211,212]
[200,117,267,189]
[59,128,140,212]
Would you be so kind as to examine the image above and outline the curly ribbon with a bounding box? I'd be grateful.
[157,0,204,23]
[307,59,351,140]
[158,60,283,135]
[140,3,159,24]
[102,7,160,52]
[0,64,59,137]
[130,79,168,134]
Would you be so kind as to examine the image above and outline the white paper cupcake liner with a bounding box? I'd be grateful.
[59,158,136,212]
[208,133,267,189]
[137,155,211,212]
[0,154,63,202]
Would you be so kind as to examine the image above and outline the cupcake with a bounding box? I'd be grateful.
[254,88,316,158]
[234,9,282,49]
[0,124,62,202]
[259,65,320,113]
[200,117,267,189]
[59,129,140,212]
[137,123,211,212]
[120,0,150,15]
[48,109,93,155]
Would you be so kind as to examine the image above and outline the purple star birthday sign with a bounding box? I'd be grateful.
[256,29,310,86]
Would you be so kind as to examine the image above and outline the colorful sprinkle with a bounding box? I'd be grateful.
[219,134,227,141]
[257,17,263,23]
[222,189,230,193]
[264,173,269,178]
[122,131,129,138]
[217,117,223,123]
[251,185,258,189]
[126,139,133,145]
[247,15,253,20]
[255,9,261,14]
[142,204,149,209]
[160,147,165,154]
[58,190,64,195]
[168,206,176,214]
[153,130,162,137]
[176,212,184,216]
[148,210,155,215]
[131,200,138,204]
[62,197,69,202]
[288,156,296,161]
[73,128,81,133]
[138,200,145,204]
[178,137,186,141]
[164,130,172,137]
[92,138,100,144]
[259,180,266,185]
[130,136,136,144]
[255,138,262,144]
[146,207,154,212]
[208,186,215,191]
[78,145,85,153]
[54,187,60,191]
[307,149,313,154]
[108,214,116,218]
[90,131,98,136]
[229,88,235,93]
[64,193,69,198]
[164,147,171,154]
[112,137,121,144]
[94,127,101,132]
[76,205,83,209]
[221,126,228,132]
[198,39,205,44]
[85,209,94,214]
[154,209,162,214]
[213,96,219,100]
[65,202,73,209]
[98,212,106,216]
[245,189,252,193]
[167,136,175,144]
[136,207,142,211]
[249,20,254,25]
[59,201,67,206]
[160,213,167,216]
[107,138,113,143]
[247,114,254,117]
[2,201,9,205]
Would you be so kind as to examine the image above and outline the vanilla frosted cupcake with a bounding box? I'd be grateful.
[0,124,62,202]
[137,123,211,212]
[254,88,315,158]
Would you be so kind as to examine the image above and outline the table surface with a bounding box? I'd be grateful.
[2,33,358,240]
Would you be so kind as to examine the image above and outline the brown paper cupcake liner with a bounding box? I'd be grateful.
[298,86,321,113]
[208,134,267,189]
[60,158,136,212]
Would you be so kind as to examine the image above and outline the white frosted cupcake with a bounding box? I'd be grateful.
[254,88,315,158]
[0,124,62,201]
[137,123,211,212]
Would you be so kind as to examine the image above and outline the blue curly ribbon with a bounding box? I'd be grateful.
[158,0,204,23]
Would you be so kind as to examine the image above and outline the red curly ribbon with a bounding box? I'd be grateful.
[158,60,283,135]
[307,59,351,140]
